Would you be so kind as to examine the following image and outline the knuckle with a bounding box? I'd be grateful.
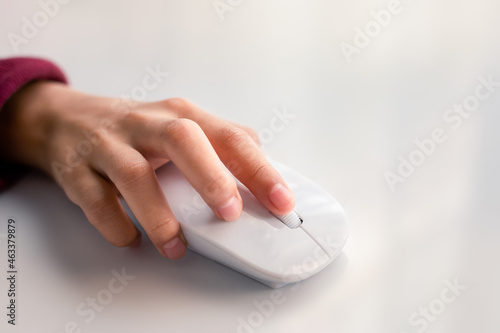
[120,110,150,127]
[75,186,113,223]
[95,135,115,154]
[203,173,234,202]
[76,187,138,248]
[116,159,152,186]
[218,127,253,150]
[246,129,260,145]
[246,132,260,146]
[225,159,244,176]
[60,170,88,203]
[249,163,274,182]
[85,199,112,227]
[162,97,191,111]
[65,174,102,207]
[241,125,258,138]
[150,218,179,242]
[89,211,138,248]
[163,118,201,143]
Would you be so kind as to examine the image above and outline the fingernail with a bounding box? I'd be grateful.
[162,237,186,260]
[269,183,294,210]
[218,196,241,221]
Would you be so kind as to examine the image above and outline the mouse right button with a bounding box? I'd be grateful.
[298,201,348,258]
[271,161,349,258]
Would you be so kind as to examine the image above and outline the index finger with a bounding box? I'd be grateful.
[164,99,296,216]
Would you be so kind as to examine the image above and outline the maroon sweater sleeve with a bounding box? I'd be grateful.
[0,57,68,191]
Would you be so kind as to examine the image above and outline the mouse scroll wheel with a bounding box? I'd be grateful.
[272,210,303,229]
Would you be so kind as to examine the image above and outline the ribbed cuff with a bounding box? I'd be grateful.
[0,57,68,111]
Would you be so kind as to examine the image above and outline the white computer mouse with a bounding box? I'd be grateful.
[155,159,348,288]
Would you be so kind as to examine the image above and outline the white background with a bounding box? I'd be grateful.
[1,0,499,332]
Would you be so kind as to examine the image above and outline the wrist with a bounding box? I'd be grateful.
[0,81,68,174]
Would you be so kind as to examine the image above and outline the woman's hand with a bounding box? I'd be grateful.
[0,81,296,259]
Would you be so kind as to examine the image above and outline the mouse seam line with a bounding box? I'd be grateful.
[299,226,332,258]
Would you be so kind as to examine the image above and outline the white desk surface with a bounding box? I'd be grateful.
[1,1,499,332]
